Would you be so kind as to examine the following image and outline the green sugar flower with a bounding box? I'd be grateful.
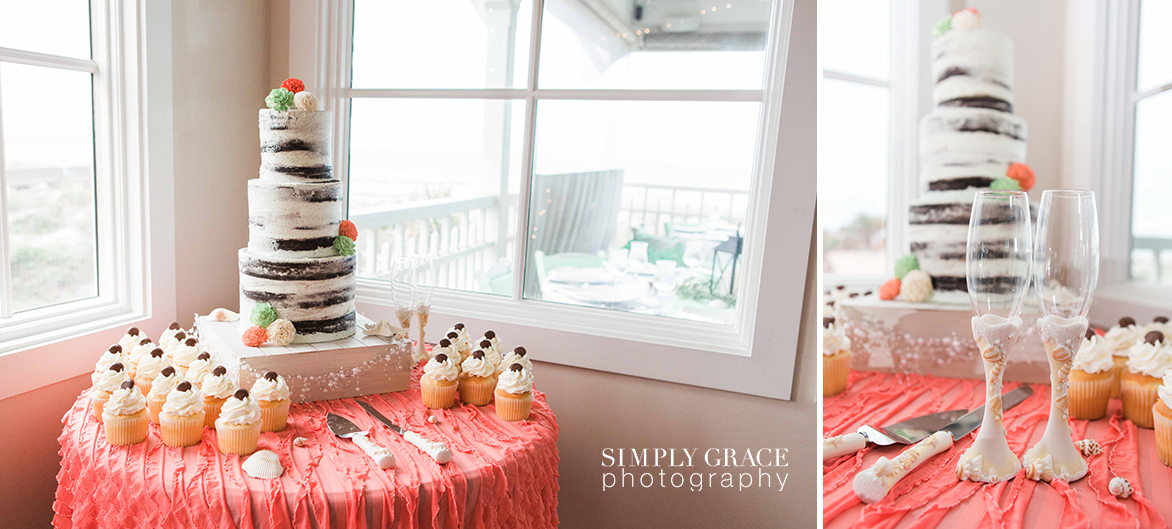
[265,88,295,111]
[894,254,920,280]
[334,235,356,256]
[930,14,952,37]
[990,177,1022,191]
[251,302,279,328]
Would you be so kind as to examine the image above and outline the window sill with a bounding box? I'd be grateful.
[1090,281,1172,326]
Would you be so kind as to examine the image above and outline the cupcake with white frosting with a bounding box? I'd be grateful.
[161,331,189,358]
[146,366,181,423]
[159,321,184,345]
[201,366,237,429]
[91,345,125,385]
[127,338,155,377]
[215,389,263,455]
[495,363,534,421]
[1122,330,1172,428]
[251,371,291,432]
[1156,372,1172,466]
[91,363,131,423]
[133,348,169,397]
[431,338,462,365]
[184,352,215,389]
[823,317,852,397]
[497,347,532,376]
[1070,328,1114,420]
[102,380,149,446]
[476,338,502,372]
[169,337,201,374]
[459,350,497,406]
[481,330,502,353]
[448,323,473,351]
[421,353,460,409]
[159,381,205,447]
[117,326,147,352]
[1106,317,1142,397]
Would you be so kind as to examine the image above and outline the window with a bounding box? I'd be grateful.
[818,0,891,281]
[0,0,153,354]
[344,0,777,328]
[1129,0,1172,285]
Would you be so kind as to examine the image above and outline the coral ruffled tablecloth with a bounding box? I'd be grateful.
[824,371,1172,529]
[53,365,559,529]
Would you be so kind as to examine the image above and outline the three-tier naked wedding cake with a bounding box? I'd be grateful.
[197,78,412,403]
[904,9,1034,304]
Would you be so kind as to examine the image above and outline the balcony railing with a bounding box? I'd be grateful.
[349,183,748,292]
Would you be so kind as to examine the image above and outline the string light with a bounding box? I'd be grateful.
[700,9,705,14]
[726,3,732,7]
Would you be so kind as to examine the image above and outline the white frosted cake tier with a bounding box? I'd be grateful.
[931,29,1014,112]
[247,178,343,258]
[919,107,1026,192]
[198,314,412,403]
[259,109,333,182]
[238,248,356,343]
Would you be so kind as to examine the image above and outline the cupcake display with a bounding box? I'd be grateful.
[1156,372,1172,467]
[185,352,215,388]
[91,345,125,385]
[421,353,460,409]
[133,348,169,396]
[1122,331,1172,428]
[495,363,534,421]
[459,350,497,406]
[215,389,263,455]
[146,366,181,423]
[251,371,291,432]
[102,380,149,446]
[1106,317,1142,398]
[91,363,131,423]
[201,366,237,429]
[160,381,205,447]
[823,317,852,397]
[1069,328,1115,420]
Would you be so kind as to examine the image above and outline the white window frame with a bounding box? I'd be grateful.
[1066,0,1172,318]
[289,0,813,399]
[820,0,922,290]
[0,0,174,400]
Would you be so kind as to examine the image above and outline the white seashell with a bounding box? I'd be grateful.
[1109,476,1132,499]
[427,415,439,424]
[293,437,309,447]
[1075,438,1102,457]
[209,308,239,322]
[242,450,284,479]
[363,319,406,338]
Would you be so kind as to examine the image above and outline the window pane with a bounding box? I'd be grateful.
[537,0,772,90]
[1131,90,1172,285]
[0,0,91,59]
[1,63,98,311]
[819,77,888,276]
[818,0,888,81]
[351,0,533,89]
[347,98,524,295]
[522,100,758,325]
[1137,0,1172,93]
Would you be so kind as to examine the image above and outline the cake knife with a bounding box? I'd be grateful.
[326,413,396,469]
[822,408,969,461]
[852,385,1034,503]
[356,399,453,464]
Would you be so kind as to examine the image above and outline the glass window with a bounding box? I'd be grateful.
[1137,0,1172,94]
[1129,0,1172,285]
[0,0,91,60]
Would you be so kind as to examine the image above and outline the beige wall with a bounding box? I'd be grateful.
[0,0,818,525]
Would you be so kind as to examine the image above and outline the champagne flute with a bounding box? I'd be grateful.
[956,190,1032,483]
[1022,190,1098,482]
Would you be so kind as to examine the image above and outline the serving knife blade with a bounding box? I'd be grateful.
[356,399,453,464]
[325,413,395,469]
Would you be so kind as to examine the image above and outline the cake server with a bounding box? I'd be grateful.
[356,399,453,464]
[822,408,969,461]
[325,413,396,469]
[852,385,1034,503]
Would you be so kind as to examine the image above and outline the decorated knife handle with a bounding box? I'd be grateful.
[352,432,396,469]
[404,430,453,464]
[853,430,953,503]
[823,432,868,461]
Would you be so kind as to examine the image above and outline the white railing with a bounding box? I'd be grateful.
[349,183,748,292]
[616,183,748,240]
[349,194,517,292]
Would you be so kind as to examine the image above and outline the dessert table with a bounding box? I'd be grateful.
[824,371,1172,528]
[53,364,559,529]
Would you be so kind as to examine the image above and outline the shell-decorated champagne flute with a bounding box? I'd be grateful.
[956,190,1033,483]
[1021,190,1098,482]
